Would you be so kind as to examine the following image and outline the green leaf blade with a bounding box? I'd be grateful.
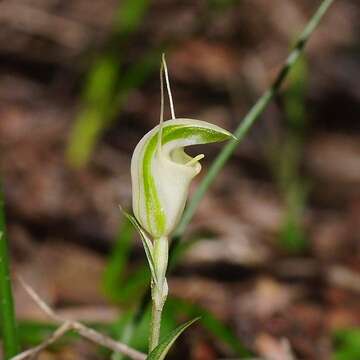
[0,185,20,358]
[147,317,200,360]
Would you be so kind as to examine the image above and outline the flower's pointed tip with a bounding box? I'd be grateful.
[219,127,236,141]
[220,129,237,142]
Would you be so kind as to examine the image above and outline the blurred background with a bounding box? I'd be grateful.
[0,0,360,359]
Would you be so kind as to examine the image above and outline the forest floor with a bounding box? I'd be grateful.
[1,1,360,359]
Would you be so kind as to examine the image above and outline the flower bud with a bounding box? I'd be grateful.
[131,118,232,238]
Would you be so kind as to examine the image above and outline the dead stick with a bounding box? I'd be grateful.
[11,322,72,360]
[13,278,146,360]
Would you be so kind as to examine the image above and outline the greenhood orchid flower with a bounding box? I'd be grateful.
[131,118,232,239]
[129,54,234,352]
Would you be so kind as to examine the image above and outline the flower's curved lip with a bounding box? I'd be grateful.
[159,149,202,175]
[157,118,234,170]
[131,117,234,238]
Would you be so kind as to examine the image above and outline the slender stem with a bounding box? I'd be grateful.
[149,236,168,351]
[0,183,20,359]
[173,0,335,239]
[150,300,162,351]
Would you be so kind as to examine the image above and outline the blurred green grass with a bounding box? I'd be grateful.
[0,183,20,358]
[66,0,159,168]
[333,328,360,360]
[270,55,309,253]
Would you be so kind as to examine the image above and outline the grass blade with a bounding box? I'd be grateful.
[174,0,336,239]
[0,184,20,358]
[333,328,360,360]
[147,317,200,360]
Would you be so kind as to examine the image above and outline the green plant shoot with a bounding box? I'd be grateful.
[129,55,232,352]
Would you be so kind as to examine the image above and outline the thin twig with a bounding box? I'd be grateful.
[11,322,73,360]
[72,321,144,359]
[13,278,146,360]
[18,278,61,322]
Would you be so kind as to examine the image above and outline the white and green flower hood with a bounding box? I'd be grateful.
[131,118,232,238]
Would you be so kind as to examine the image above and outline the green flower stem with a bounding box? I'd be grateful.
[0,185,20,359]
[174,0,335,240]
[149,235,169,351]
[149,300,162,352]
